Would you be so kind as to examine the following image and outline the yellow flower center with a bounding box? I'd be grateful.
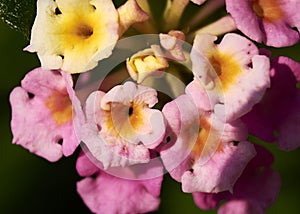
[251,0,284,22]
[103,101,147,140]
[209,52,242,92]
[45,90,73,126]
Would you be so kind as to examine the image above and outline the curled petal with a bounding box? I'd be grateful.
[117,0,149,35]
[127,46,168,83]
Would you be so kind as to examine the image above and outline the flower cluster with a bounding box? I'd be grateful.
[9,0,300,213]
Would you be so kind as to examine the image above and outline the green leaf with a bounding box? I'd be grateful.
[0,0,36,39]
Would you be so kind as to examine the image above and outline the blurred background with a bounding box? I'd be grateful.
[1,15,300,214]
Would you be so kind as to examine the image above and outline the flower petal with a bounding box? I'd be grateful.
[10,68,80,161]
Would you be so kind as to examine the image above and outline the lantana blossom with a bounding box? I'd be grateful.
[81,81,166,168]
[76,153,163,214]
[190,33,270,122]
[226,0,300,47]
[242,56,300,151]
[25,0,119,73]
[10,68,80,162]
[160,94,256,193]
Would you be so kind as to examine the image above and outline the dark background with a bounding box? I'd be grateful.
[1,18,300,213]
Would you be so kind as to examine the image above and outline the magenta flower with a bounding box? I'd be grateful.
[10,68,80,162]
[190,33,270,122]
[160,94,256,193]
[192,145,281,213]
[81,81,166,168]
[242,56,300,151]
[76,153,163,214]
[226,0,300,47]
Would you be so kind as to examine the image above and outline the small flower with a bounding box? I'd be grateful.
[81,81,166,168]
[226,0,300,47]
[242,56,300,151]
[160,95,256,193]
[193,145,281,213]
[127,45,168,83]
[10,68,80,162]
[190,33,270,122]
[76,153,163,214]
[25,0,119,73]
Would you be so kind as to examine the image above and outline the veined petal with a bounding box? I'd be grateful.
[25,0,119,73]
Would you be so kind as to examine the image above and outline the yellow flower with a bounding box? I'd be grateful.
[25,0,119,74]
[126,45,169,83]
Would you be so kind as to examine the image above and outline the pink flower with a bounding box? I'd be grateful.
[160,94,256,193]
[81,81,166,168]
[76,153,163,214]
[10,68,80,162]
[242,56,300,151]
[226,0,300,47]
[192,145,281,213]
[190,33,270,122]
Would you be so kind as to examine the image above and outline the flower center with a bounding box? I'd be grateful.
[209,52,241,92]
[251,0,284,22]
[75,23,94,39]
[45,90,73,126]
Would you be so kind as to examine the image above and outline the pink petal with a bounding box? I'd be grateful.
[10,68,80,161]
[181,141,256,193]
[226,0,300,47]
[77,169,163,214]
[242,56,300,150]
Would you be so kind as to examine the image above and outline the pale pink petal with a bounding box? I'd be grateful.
[192,145,281,213]
[77,170,162,214]
[181,141,256,193]
[160,95,200,181]
[159,30,186,61]
[191,33,270,122]
[10,68,80,162]
[226,0,300,47]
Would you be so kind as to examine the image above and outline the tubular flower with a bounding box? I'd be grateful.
[242,56,300,151]
[76,153,163,214]
[226,0,300,47]
[190,33,270,122]
[24,0,119,74]
[81,81,166,168]
[127,45,168,83]
[10,68,80,162]
[160,95,256,193]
